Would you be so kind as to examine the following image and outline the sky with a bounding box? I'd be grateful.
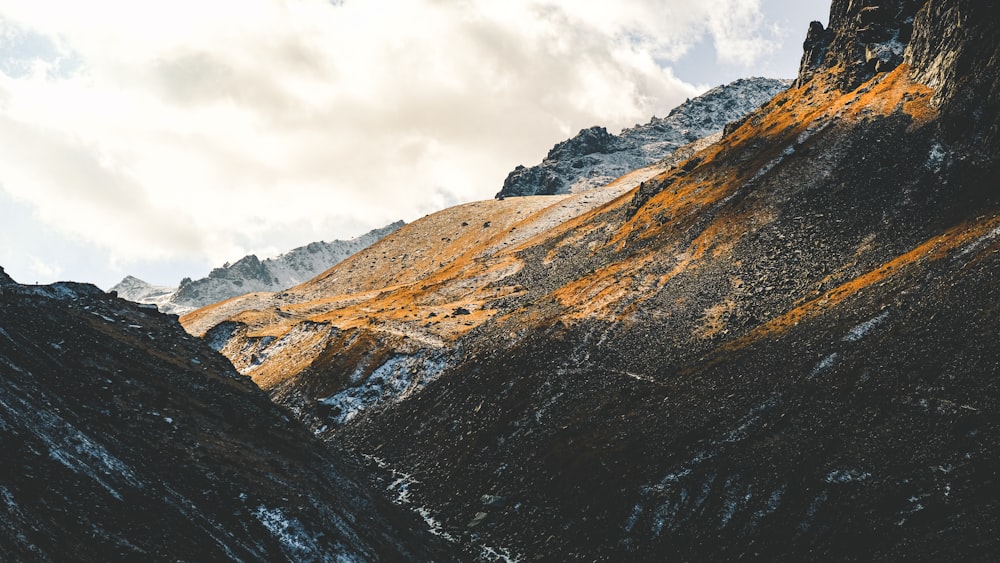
[0,0,828,289]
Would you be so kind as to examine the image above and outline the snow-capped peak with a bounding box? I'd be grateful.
[496,77,792,198]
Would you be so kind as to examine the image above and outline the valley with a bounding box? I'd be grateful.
[3,0,999,560]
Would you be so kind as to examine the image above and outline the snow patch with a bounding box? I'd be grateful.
[957,224,1000,259]
[825,469,872,484]
[0,486,18,513]
[627,398,784,540]
[318,353,446,425]
[369,456,460,544]
[0,385,143,503]
[624,503,644,533]
[844,311,890,342]
[798,491,828,534]
[253,505,360,562]
[480,545,524,563]
[90,312,117,323]
[46,428,142,501]
[925,141,947,172]
[414,506,457,543]
[810,353,840,378]
[241,325,329,374]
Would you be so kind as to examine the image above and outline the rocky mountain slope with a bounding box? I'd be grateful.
[182,172,667,427]
[0,267,450,561]
[188,0,1000,559]
[496,78,791,198]
[112,221,404,316]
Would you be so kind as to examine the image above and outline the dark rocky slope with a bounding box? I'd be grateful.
[194,0,1000,560]
[0,268,450,561]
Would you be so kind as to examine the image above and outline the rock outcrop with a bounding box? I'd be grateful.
[797,0,923,90]
[496,78,791,198]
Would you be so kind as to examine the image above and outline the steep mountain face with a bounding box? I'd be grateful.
[0,272,450,561]
[496,78,791,198]
[112,221,404,315]
[191,0,1000,559]
[796,0,924,89]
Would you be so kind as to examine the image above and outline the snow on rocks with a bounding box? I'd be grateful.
[497,78,791,198]
[318,353,447,425]
[111,221,404,315]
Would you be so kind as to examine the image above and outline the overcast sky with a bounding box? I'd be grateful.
[0,0,828,289]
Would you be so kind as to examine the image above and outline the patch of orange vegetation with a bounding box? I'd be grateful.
[727,214,1000,350]
[695,299,737,339]
[840,64,936,125]
[550,253,657,321]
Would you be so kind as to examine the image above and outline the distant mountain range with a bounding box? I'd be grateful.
[111,221,404,315]
[496,77,791,198]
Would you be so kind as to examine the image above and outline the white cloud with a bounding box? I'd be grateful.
[704,0,781,66]
[0,0,784,271]
[28,255,62,279]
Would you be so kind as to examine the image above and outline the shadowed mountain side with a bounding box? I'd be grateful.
[0,275,452,561]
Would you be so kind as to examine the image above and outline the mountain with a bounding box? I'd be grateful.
[185,0,1000,559]
[496,77,792,198]
[108,275,176,310]
[111,221,404,315]
[0,269,451,560]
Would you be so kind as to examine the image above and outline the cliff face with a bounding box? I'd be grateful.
[796,0,924,90]
[193,0,1000,559]
[906,0,1000,166]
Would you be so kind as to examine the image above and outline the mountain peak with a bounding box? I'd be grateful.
[497,77,791,198]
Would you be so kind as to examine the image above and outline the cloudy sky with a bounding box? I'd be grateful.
[0,0,828,289]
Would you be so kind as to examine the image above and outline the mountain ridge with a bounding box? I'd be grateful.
[496,77,792,198]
